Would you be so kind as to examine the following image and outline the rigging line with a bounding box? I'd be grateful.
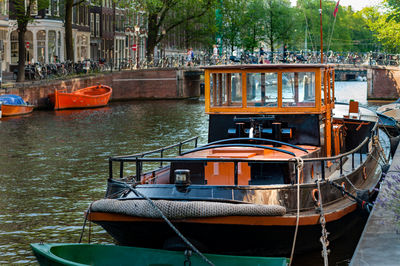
[327,15,338,55]
[302,7,316,51]
[289,157,303,266]
[378,116,396,139]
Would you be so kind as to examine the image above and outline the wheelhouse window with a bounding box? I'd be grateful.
[247,72,278,107]
[210,73,242,107]
[282,72,315,107]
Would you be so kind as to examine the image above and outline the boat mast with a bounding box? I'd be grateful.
[320,0,323,63]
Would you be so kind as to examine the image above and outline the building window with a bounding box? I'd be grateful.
[37,30,46,63]
[72,5,76,23]
[48,30,56,63]
[77,35,88,60]
[53,0,60,16]
[96,14,100,37]
[10,31,18,64]
[45,0,51,15]
[90,13,94,36]
[58,31,61,61]
[11,30,34,64]
[0,0,8,15]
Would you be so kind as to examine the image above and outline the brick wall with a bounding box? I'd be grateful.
[369,66,400,100]
[2,69,201,109]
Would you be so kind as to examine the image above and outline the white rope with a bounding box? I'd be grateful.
[289,157,303,266]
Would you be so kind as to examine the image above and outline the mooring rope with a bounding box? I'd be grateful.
[79,202,93,244]
[124,184,215,266]
[289,157,303,266]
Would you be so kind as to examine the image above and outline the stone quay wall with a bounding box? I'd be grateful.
[368,66,400,100]
[2,68,202,109]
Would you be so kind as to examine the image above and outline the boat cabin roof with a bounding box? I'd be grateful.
[203,64,335,115]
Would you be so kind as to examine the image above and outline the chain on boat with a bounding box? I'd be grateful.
[289,157,303,266]
[316,176,330,266]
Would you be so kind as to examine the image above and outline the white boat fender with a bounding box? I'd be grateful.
[249,127,254,138]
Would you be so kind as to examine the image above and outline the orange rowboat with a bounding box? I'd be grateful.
[0,95,34,117]
[48,85,112,110]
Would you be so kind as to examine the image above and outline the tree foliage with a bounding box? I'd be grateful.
[136,0,216,58]
[361,6,400,53]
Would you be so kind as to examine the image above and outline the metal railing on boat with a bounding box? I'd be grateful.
[108,123,379,185]
[110,136,199,179]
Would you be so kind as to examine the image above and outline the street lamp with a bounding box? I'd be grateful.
[135,25,140,69]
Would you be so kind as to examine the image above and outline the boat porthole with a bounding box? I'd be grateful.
[363,167,367,180]
[312,189,319,205]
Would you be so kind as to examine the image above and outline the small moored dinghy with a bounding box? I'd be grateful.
[31,243,288,266]
[48,85,112,110]
[0,94,34,116]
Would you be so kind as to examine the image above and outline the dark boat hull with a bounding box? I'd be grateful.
[92,207,367,257]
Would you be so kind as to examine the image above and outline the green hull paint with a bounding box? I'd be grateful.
[31,243,289,266]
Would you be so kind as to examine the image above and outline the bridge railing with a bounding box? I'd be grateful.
[111,51,400,70]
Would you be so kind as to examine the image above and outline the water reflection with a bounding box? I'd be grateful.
[0,99,208,264]
[0,82,388,264]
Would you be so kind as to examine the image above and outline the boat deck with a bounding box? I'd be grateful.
[179,145,318,161]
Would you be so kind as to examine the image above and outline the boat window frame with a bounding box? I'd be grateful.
[205,66,334,115]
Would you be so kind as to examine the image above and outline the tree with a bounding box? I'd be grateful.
[12,0,48,82]
[362,6,400,53]
[64,0,86,62]
[136,0,216,59]
[219,0,246,53]
[239,0,266,52]
[263,0,294,54]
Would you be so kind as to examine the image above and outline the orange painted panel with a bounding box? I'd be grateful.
[205,162,250,185]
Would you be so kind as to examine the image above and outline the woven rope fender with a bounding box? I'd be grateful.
[90,199,286,219]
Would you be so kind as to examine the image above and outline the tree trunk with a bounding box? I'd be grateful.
[16,25,26,82]
[146,13,160,60]
[65,0,74,62]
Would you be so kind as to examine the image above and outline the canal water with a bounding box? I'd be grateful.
[0,81,389,264]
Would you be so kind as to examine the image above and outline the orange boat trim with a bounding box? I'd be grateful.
[88,202,357,226]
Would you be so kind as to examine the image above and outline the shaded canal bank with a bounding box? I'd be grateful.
[1,68,202,109]
[0,81,390,264]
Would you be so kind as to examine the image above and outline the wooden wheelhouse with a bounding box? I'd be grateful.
[204,64,335,157]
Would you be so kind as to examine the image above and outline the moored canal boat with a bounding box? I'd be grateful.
[88,64,388,257]
[31,243,288,266]
[48,85,112,110]
[0,94,34,116]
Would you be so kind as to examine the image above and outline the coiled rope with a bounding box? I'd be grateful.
[289,157,303,266]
